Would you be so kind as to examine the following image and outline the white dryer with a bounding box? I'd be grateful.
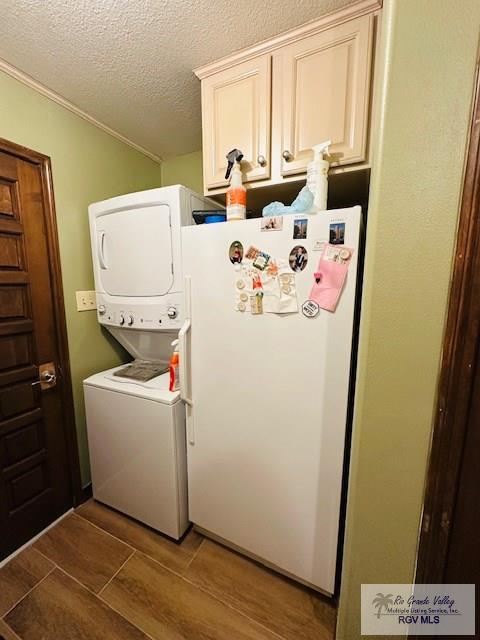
[84,185,222,539]
[88,184,218,356]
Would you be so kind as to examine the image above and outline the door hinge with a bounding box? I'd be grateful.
[422,513,431,533]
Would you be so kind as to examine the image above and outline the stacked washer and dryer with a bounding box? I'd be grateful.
[83,185,221,539]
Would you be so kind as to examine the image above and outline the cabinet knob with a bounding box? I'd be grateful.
[282,150,293,162]
[257,154,267,167]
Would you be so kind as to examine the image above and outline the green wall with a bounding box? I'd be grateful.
[337,1,480,638]
[161,150,203,193]
[0,70,161,486]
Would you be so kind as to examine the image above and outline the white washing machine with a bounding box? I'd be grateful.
[83,367,187,539]
[84,185,222,539]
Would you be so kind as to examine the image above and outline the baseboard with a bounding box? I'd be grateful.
[79,482,93,505]
[0,509,73,569]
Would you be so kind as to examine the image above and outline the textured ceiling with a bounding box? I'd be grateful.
[0,0,355,159]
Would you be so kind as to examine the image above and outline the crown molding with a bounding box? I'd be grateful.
[194,0,382,80]
[0,57,162,163]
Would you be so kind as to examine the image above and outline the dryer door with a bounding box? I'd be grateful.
[96,204,173,297]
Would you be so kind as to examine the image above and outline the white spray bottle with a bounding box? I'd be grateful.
[306,140,331,211]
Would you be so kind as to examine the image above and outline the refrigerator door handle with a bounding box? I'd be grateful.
[178,318,192,407]
[179,276,194,445]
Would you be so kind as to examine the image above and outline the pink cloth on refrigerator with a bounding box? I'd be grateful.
[309,246,354,312]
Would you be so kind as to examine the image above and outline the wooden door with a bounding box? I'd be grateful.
[414,66,480,638]
[442,349,480,631]
[201,55,271,191]
[0,141,78,560]
[278,14,374,176]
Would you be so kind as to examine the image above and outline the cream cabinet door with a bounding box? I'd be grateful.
[202,56,271,191]
[279,14,374,176]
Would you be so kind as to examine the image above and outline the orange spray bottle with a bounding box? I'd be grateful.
[169,339,180,392]
[225,148,246,221]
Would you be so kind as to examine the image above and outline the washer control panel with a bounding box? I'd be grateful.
[96,294,183,330]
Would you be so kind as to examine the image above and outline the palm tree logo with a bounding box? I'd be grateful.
[372,593,394,618]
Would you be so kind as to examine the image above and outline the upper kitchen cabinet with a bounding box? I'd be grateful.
[278,14,373,177]
[195,0,381,196]
[200,56,271,190]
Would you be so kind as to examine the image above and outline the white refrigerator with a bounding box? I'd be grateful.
[180,206,361,595]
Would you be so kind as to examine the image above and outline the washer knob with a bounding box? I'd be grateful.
[167,306,178,319]
[98,305,106,315]
[127,315,134,326]
[119,314,125,325]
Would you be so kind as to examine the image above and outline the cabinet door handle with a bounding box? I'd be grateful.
[282,150,293,162]
[257,154,267,167]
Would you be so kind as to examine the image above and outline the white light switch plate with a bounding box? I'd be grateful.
[76,290,97,311]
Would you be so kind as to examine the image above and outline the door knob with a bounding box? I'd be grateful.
[282,150,293,162]
[35,362,57,390]
[257,154,267,167]
[41,371,56,384]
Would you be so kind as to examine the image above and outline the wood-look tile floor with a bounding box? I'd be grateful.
[0,500,336,640]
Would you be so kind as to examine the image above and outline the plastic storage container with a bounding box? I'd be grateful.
[205,214,227,224]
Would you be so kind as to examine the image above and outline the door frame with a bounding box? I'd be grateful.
[0,137,82,506]
[415,65,480,585]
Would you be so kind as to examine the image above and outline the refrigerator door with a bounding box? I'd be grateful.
[181,207,361,594]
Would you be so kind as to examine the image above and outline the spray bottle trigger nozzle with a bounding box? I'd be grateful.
[312,140,332,161]
[225,148,244,179]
